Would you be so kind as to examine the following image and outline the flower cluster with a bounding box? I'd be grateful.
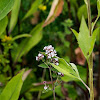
[36,45,59,66]
[2,35,12,42]
[36,53,44,61]
[43,45,57,59]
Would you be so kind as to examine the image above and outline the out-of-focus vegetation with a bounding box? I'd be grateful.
[0,0,100,100]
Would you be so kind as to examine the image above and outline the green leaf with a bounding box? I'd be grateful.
[12,34,31,41]
[77,4,87,21]
[0,69,25,100]
[97,0,100,16]
[78,16,91,58]
[84,0,88,5]
[71,28,78,39]
[89,28,99,55]
[62,65,87,82]
[69,63,79,77]
[50,58,79,79]
[0,0,15,20]
[22,0,43,20]
[38,63,48,68]
[9,0,21,32]
[13,22,43,62]
[0,16,8,35]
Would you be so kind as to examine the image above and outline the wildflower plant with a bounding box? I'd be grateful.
[36,45,90,100]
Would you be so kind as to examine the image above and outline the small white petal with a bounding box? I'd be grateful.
[44,86,48,90]
[36,56,38,61]
[58,72,61,75]
[56,63,59,66]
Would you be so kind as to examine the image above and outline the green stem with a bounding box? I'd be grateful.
[92,15,99,32]
[88,55,94,100]
[42,60,56,100]
[49,68,56,100]
[37,68,46,100]
[79,78,90,92]
[87,0,94,100]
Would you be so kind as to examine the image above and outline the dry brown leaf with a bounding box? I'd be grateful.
[43,0,64,27]
[75,47,86,65]
[22,69,32,81]
[31,11,40,25]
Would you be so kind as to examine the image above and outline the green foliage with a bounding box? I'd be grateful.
[62,65,87,82]
[77,4,87,21]
[12,34,31,41]
[50,58,80,79]
[97,0,100,16]
[13,22,43,62]
[0,69,25,100]
[9,0,21,32]
[38,63,48,68]
[23,0,43,20]
[72,17,98,59]
[0,16,8,35]
[0,0,15,20]
[62,19,73,35]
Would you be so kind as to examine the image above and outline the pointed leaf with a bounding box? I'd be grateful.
[0,16,8,35]
[43,0,64,27]
[0,0,15,20]
[22,69,32,81]
[78,16,91,58]
[22,0,43,20]
[71,28,78,40]
[38,63,48,68]
[50,58,79,79]
[84,0,88,5]
[0,69,25,100]
[9,0,21,33]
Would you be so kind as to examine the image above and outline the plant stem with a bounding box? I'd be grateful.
[79,78,90,92]
[88,55,94,100]
[42,60,56,100]
[49,68,56,100]
[92,15,99,32]
[87,0,94,100]
[37,68,46,100]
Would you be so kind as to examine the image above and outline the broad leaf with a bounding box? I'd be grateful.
[62,65,87,82]
[97,0,100,16]
[0,16,8,35]
[13,22,43,63]
[43,0,64,27]
[0,69,25,100]
[22,0,43,20]
[0,0,15,20]
[50,58,79,79]
[72,17,98,59]
[38,63,48,68]
[9,0,21,33]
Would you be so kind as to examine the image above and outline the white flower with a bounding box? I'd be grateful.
[58,72,62,75]
[56,62,59,66]
[36,53,44,61]
[44,86,48,90]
